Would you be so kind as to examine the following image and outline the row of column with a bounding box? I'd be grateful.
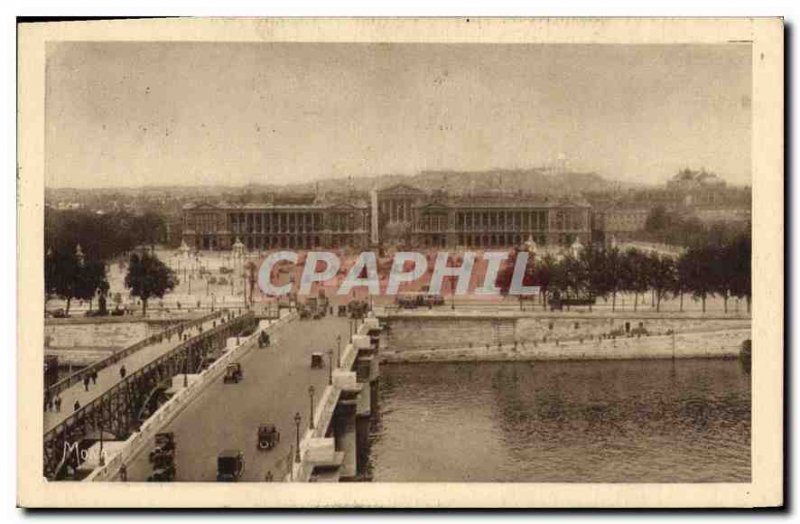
[230,212,324,235]
[382,199,413,223]
[456,210,550,232]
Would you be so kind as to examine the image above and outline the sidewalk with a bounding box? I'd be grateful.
[44,315,224,433]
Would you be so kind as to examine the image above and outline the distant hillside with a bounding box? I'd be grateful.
[272,168,636,197]
[45,168,640,205]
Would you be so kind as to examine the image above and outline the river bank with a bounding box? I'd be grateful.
[379,327,750,363]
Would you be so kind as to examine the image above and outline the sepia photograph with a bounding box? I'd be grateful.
[16,17,783,508]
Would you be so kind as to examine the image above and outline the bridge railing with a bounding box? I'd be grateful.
[46,310,224,398]
[291,316,376,482]
[84,310,297,482]
[44,311,251,440]
[44,311,257,478]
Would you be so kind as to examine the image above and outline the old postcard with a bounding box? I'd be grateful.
[17,17,783,508]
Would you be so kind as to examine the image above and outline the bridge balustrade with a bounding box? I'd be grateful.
[46,310,224,398]
[43,311,256,480]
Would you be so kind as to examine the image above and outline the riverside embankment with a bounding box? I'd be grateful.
[377,309,750,363]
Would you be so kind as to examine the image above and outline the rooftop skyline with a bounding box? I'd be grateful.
[46,42,752,189]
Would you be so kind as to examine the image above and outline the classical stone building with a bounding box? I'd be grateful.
[182,184,593,251]
[379,184,591,248]
[181,201,371,251]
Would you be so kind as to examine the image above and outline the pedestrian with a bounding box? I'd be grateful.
[119,464,128,482]
[54,394,62,412]
[44,390,52,411]
[264,470,273,482]
[83,375,90,391]
[119,365,127,379]
[91,370,98,385]
[74,400,81,411]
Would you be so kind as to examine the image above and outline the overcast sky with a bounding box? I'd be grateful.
[45,42,751,189]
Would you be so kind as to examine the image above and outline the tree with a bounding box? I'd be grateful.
[647,253,677,312]
[74,259,108,311]
[534,254,556,310]
[44,249,108,315]
[728,231,752,313]
[45,249,79,314]
[45,208,170,263]
[551,253,589,310]
[674,255,692,312]
[125,251,178,315]
[713,244,737,314]
[604,247,624,311]
[131,211,166,251]
[680,245,717,313]
[621,248,650,312]
[578,246,607,311]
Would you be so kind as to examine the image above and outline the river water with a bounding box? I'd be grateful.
[368,359,750,482]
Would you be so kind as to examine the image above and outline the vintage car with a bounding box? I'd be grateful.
[147,465,176,482]
[310,352,324,369]
[148,432,176,463]
[257,424,280,450]
[217,449,245,481]
[348,300,369,318]
[50,308,69,318]
[148,453,176,482]
[223,363,243,384]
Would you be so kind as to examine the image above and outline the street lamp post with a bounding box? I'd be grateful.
[98,421,105,466]
[308,386,315,430]
[294,412,301,463]
[336,335,342,367]
[242,271,247,309]
[327,349,334,385]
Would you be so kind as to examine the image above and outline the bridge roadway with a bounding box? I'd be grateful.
[124,315,351,482]
[44,313,224,433]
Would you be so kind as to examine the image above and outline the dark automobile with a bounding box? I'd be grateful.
[217,449,245,481]
[257,424,280,450]
[148,432,176,463]
[223,363,243,384]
